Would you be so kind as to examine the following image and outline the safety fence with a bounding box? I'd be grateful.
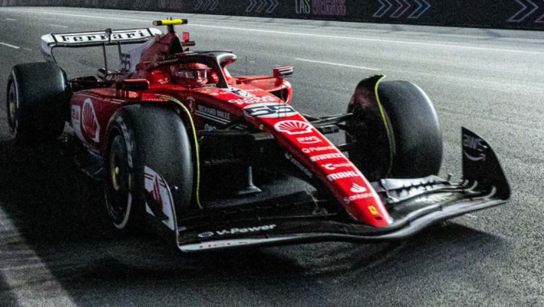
[2,0,544,30]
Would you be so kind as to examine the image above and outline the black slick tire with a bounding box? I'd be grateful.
[347,77,442,180]
[6,62,67,144]
[103,104,193,232]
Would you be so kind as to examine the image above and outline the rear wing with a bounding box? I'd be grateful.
[41,28,162,64]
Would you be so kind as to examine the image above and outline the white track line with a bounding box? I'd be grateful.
[0,207,77,307]
[295,58,380,71]
[36,11,143,22]
[51,24,69,28]
[0,42,20,49]
[16,10,544,56]
[5,18,17,21]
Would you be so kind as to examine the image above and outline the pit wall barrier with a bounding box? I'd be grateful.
[2,0,544,31]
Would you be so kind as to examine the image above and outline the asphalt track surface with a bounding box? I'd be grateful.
[0,6,543,307]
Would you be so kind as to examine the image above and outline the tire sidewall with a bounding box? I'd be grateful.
[378,81,443,178]
[8,63,68,143]
[6,73,19,135]
[103,105,194,232]
[104,112,141,231]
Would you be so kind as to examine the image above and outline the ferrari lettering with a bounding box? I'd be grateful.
[327,171,359,181]
[310,153,345,162]
[55,30,150,44]
[244,103,298,118]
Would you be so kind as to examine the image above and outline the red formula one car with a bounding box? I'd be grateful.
[5,19,510,252]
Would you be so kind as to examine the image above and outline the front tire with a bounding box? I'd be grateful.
[347,76,443,180]
[104,105,194,232]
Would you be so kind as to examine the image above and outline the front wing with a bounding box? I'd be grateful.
[171,127,510,252]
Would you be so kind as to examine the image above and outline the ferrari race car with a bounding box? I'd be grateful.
[5,19,510,252]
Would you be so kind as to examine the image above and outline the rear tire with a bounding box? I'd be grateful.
[104,105,194,232]
[6,63,67,144]
[347,78,442,180]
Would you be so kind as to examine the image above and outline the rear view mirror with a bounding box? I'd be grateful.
[116,79,150,91]
[273,66,294,78]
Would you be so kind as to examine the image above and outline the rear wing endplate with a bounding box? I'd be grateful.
[41,28,162,63]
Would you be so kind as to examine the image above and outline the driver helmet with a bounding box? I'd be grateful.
[171,63,208,88]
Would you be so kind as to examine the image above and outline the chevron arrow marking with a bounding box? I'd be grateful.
[408,0,422,18]
[256,0,267,13]
[391,0,405,18]
[391,0,411,18]
[246,0,257,12]
[537,0,544,22]
[373,0,393,18]
[373,0,387,17]
[266,0,279,13]
[508,0,539,22]
[210,0,219,10]
[414,0,430,19]
[535,11,544,23]
[195,0,203,10]
[408,0,431,19]
[203,0,211,10]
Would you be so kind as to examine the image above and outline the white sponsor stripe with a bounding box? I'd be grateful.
[179,237,288,252]
[295,58,380,71]
[0,42,20,49]
[21,10,544,55]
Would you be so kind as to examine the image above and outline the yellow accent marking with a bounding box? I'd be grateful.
[374,75,396,177]
[369,206,379,216]
[153,19,186,26]
[156,95,202,209]
[114,167,120,175]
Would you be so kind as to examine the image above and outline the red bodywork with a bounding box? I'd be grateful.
[69,31,392,227]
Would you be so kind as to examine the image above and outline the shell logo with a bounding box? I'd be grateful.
[82,98,100,143]
[152,176,164,210]
[351,183,367,193]
[274,120,312,135]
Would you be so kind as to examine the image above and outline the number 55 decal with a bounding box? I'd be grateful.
[244,103,298,118]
